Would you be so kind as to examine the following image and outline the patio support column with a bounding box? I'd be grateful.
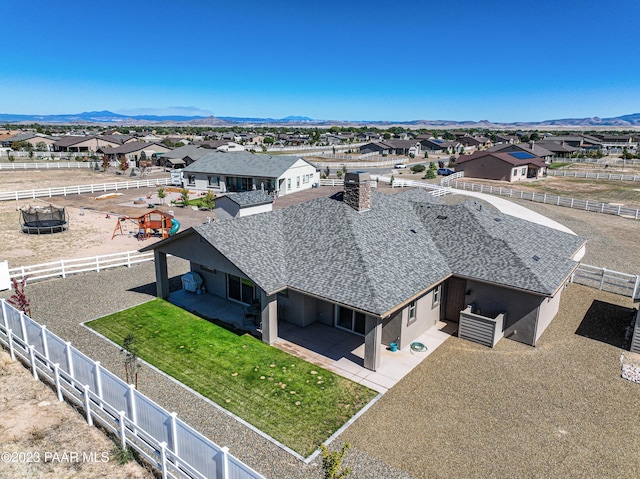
[154,250,170,299]
[363,316,382,371]
[260,290,278,345]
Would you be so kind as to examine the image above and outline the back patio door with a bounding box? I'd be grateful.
[445,277,467,322]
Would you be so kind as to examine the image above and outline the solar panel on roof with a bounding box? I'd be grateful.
[509,151,535,160]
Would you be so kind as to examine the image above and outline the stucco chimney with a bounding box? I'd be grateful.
[343,172,371,211]
[530,140,535,150]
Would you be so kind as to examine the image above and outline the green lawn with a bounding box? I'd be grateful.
[86,299,377,456]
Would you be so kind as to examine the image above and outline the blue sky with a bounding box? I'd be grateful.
[2,0,639,122]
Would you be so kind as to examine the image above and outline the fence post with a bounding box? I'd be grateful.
[61,259,66,279]
[66,341,74,377]
[95,361,103,407]
[83,385,93,426]
[585,200,589,210]
[7,329,15,360]
[96,256,100,273]
[632,275,640,300]
[29,345,38,379]
[1,299,8,331]
[159,442,168,479]
[221,447,230,479]
[54,363,63,401]
[119,411,127,449]
[41,325,50,360]
[169,412,179,456]
[19,312,28,342]
[599,268,606,290]
[128,384,138,433]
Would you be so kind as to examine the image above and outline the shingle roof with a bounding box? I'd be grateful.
[182,151,312,178]
[456,151,548,168]
[181,189,584,317]
[158,144,209,160]
[225,190,274,208]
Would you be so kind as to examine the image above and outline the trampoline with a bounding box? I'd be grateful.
[20,205,69,234]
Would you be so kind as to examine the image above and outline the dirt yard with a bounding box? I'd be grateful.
[0,351,155,478]
[0,169,217,266]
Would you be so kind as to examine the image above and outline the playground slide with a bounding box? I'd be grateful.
[169,218,180,236]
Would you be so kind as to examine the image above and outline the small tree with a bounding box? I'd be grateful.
[424,151,429,158]
[336,170,343,179]
[180,188,190,206]
[429,161,437,170]
[118,156,129,173]
[410,164,426,174]
[122,334,139,388]
[8,276,31,316]
[157,187,166,205]
[324,165,330,178]
[424,169,436,179]
[201,190,216,210]
[101,155,110,172]
[321,443,351,479]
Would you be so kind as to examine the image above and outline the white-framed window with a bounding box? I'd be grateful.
[187,174,196,186]
[287,178,291,190]
[521,167,526,175]
[407,300,417,325]
[296,176,300,188]
[207,175,220,187]
[432,284,442,308]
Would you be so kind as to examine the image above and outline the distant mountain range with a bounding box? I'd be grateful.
[1,110,639,128]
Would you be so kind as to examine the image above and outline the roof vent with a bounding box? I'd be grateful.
[494,218,502,222]
[436,215,448,220]
[410,228,418,234]
[532,255,540,261]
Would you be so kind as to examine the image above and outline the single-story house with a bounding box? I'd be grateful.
[99,142,171,168]
[155,144,210,168]
[142,173,585,371]
[487,142,555,163]
[418,138,462,154]
[180,151,319,196]
[215,190,274,221]
[360,140,421,157]
[455,151,548,182]
[53,135,121,153]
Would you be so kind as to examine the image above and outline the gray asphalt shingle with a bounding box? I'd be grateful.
[189,189,585,316]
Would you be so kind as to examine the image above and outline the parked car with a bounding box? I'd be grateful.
[437,168,454,176]
[394,163,406,169]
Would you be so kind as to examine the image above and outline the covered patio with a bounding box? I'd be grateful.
[166,289,456,393]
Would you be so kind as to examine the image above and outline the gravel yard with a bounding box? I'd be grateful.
[2,170,640,478]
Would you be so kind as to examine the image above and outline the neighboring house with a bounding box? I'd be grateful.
[494,134,519,144]
[487,142,555,163]
[215,190,274,221]
[418,138,462,154]
[455,151,548,182]
[193,140,245,152]
[99,142,171,168]
[53,135,121,153]
[542,135,603,150]
[458,135,492,150]
[180,151,319,196]
[533,140,578,158]
[0,132,59,150]
[142,173,585,372]
[360,140,421,156]
[155,144,210,168]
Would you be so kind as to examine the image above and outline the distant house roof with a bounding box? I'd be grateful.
[457,151,548,168]
[144,189,585,316]
[487,143,554,158]
[100,141,168,155]
[159,144,209,160]
[182,152,314,179]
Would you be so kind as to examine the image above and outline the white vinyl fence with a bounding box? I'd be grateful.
[449,180,640,220]
[570,264,640,299]
[0,161,93,170]
[375,175,451,197]
[8,251,155,284]
[547,170,640,181]
[0,300,266,479]
[0,178,172,202]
